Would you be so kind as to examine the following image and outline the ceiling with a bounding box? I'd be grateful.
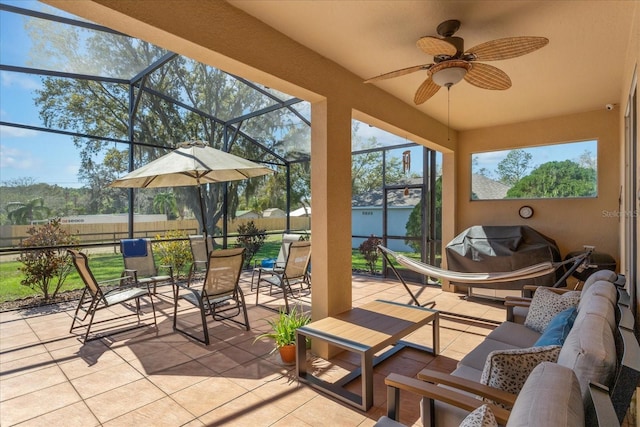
[228,1,635,131]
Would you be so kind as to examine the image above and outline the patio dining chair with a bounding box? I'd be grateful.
[251,233,306,290]
[120,238,174,294]
[186,234,214,286]
[68,249,157,343]
[255,240,311,313]
[173,247,249,345]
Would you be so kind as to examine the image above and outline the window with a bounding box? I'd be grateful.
[471,140,597,200]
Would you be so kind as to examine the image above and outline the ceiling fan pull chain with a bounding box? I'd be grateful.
[447,85,451,141]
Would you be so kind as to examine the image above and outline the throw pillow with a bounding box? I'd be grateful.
[480,345,561,408]
[524,287,580,333]
[533,306,578,346]
[459,404,498,427]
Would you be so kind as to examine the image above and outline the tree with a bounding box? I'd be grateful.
[6,198,51,225]
[153,192,178,219]
[506,160,596,198]
[29,19,308,234]
[18,218,78,300]
[496,149,533,186]
[405,176,442,253]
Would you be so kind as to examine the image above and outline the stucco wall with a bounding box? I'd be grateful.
[457,109,620,261]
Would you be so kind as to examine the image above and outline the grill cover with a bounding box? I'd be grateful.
[445,225,562,289]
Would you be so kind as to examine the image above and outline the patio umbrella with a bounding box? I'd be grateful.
[109,140,273,253]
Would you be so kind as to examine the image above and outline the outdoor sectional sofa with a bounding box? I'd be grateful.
[376,270,640,427]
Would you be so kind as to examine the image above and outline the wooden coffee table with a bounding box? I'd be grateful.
[296,299,439,410]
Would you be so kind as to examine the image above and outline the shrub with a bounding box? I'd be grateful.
[359,234,382,274]
[236,221,266,268]
[155,230,191,278]
[18,218,79,301]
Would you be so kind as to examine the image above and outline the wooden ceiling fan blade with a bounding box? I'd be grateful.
[416,36,457,56]
[414,77,440,104]
[464,63,511,90]
[466,36,549,61]
[364,64,431,83]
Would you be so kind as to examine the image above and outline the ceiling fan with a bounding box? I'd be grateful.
[364,19,548,104]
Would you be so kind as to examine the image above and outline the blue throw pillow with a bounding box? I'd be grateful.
[534,306,578,347]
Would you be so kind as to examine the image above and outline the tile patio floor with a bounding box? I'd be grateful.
[0,273,508,426]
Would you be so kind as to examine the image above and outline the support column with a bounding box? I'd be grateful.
[310,99,353,358]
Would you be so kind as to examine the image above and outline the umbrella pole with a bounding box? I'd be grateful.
[197,184,210,255]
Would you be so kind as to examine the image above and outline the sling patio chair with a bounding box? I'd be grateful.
[251,233,306,290]
[173,247,250,345]
[255,240,311,314]
[120,238,174,294]
[186,234,214,286]
[68,249,157,343]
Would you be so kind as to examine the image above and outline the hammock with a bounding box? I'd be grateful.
[378,245,593,308]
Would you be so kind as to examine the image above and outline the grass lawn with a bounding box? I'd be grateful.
[0,238,384,303]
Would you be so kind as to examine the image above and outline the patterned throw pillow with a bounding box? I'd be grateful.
[480,345,561,408]
[524,287,580,333]
[458,404,498,427]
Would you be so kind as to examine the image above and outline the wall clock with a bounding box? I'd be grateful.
[519,205,534,219]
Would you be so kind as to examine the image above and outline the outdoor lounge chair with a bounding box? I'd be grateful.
[186,234,214,286]
[173,247,249,345]
[255,240,311,313]
[68,249,157,343]
[251,233,305,290]
[120,238,174,294]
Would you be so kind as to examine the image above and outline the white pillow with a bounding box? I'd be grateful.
[480,345,561,408]
[459,404,497,427]
[524,287,580,333]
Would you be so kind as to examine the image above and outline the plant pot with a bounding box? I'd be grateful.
[278,344,297,365]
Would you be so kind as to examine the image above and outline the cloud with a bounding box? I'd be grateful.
[0,71,41,90]
[0,125,38,138]
[0,144,41,170]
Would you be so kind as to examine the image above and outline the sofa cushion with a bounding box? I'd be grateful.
[524,287,580,333]
[575,293,616,332]
[459,404,497,427]
[506,362,584,427]
[579,280,617,311]
[581,269,617,293]
[480,345,561,408]
[486,322,541,348]
[533,306,577,347]
[557,312,617,399]
[458,338,522,371]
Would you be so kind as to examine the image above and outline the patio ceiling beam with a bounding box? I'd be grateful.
[229,75,310,126]
[0,64,129,85]
[0,121,128,144]
[224,97,305,125]
[130,52,178,85]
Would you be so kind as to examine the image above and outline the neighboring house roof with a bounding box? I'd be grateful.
[471,174,510,199]
[262,208,286,217]
[235,210,259,218]
[290,206,311,217]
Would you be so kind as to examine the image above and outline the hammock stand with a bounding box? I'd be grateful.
[378,245,595,312]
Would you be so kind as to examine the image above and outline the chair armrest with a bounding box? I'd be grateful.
[503,297,532,306]
[417,369,517,408]
[588,382,620,427]
[159,264,174,277]
[384,373,510,426]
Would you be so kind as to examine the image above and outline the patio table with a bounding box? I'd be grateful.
[296,299,439,410]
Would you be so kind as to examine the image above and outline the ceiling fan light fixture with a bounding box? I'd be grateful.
[431,66,467,87]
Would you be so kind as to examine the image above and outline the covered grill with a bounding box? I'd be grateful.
[445,225,563,289]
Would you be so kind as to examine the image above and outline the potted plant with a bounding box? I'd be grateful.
[254,305,311,364]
